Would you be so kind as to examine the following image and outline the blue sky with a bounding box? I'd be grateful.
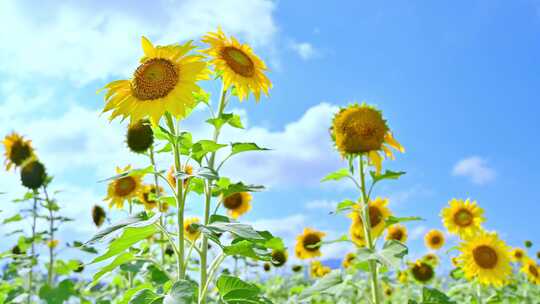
[1,0,540,270]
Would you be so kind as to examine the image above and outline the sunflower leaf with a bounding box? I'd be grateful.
[191,140,227,163]
[370,170,406,183]
[421,287,456,304]
[298,270,344,300]
[230,142,270,156]
[98,165,155,182]
[321,168,351,182]
[384,215,424,227]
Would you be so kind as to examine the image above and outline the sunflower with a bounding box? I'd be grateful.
[384,286,393,297]
[47,239,59,249]
[409,261,435,284]
[101,36,207,124]
[441,199,485,239]
[183,217,201,242]
[271,249,288,267]
[3,132,35,170]
[342,252,356,269]
[350,221,367,247]
[422,253,440,267]
[424,229,445,250]
[104,165,144,209]
[126,119,154,153]
[140,184,165,211]
[510,248,526,263]
[291,265,303,273]
[458,231,512,287]
[397,270,409,284]
[386,224,408,243]
[451,257,460,268]
[20,160,47,190]
[310,260,331,278]
[222,192,252,219]
[331,103,404,174]
[521,259,540,285]
[92,205,106,228]
[263,262,271,272]
[537,251,540,260]
[167,164,193,189]
[201,28,271,101]
[348,197,392,239]
[295,228,326,259]
[525,240,533,248]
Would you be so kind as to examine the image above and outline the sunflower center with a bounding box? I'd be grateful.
[115,177,137,197]
[186,223,198,234]
[412,263,434,282]
[271,250,287,266]
[10,141,32,166]
[333,107,389,154]
[473,245,498,269]
[223,193,243,210]
[221,47,255,77]
[430,236,441,245]
[131,58,178,100]
[391,230,404,241]
[303,234,321,252]
[515,251,523,259]
[530,265,539,278]
[454,209,473,227]
[368,206,383,227]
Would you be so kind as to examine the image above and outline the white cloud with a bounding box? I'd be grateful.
[305,200,337,211]
[452,156,496,185]
[409,225,428,241]
[290,41,318,60]
[0,0,277,85]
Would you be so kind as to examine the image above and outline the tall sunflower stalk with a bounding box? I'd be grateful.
[42,184,56,285]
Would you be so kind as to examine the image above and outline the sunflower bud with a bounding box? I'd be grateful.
[20,160,47,189]
[291,265,303,273]
[92,205,106,228]
[525,240,533,248]
[263,262,271,272]
[126,120,154,153]
[271,249,287,267]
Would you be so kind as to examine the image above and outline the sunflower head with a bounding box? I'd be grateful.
[510,248,526,263]
[342,252,356,269]
[140,184,164,211]
[184,217,201,242]
[441,199,485,239]
[222,192,252,219]
[202,28,271,101]
[451,257,460,268]
[350,221,366,247]
[424,229,445,250]
[348,197,392,239]
[458,231,512,287]
[47,239,59,249]
[295,228,326,259]
[422,253,440,267]
[3,132,35,171]
[20,160,47,190]
[165,245,174,257]
[521,259,540,285]
[92,205,106,228]
[309,260,330,278]
[126,120,154,153]
[271,249,288,267]
[291,265,303,273]
[397,270,409,284]
[102,36,207,124]
[384,286,393,297]
[167,164,194,188]
[525,240,533,248]
[386,224,408,243]
[537,251,540,260]
[409,261,435,284]
[263,262,271,272]
[104,166,143,209]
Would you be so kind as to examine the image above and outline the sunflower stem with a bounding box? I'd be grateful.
[149,147,166,264]
[476,283,483,304]
[27,190,39,304]
[358,155,382,304]
[43,185,55,286]
[200,82,228,304]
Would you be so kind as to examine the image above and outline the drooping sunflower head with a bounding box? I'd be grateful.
[126,119,154,153]
[510,248,526,263]
[309,260,331,278]
[201,28,271,101]
[342,252,356,269]
[271,249,288,267]
[92,205,106,228]
[458,231,512,287]
[140,184,164,211]
[386,224,408,243]
[331,103,404,174]
[295,228,326,260]
[424,229,445,250]
[102,36,208,124]
[104,165,143,209]
[183,217,201,242]
[291,264,303,273]
[3,132,35,171]
[521,259,540,285]
[422,253,440,267]
[441,198,485,239]
[20,160,47,190]
[222,192,252,219]
[409,261,435,284]
[263,262,271,272]
[348,197,392,239]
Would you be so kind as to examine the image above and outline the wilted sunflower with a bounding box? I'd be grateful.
[271,249,288,267]
[126,119,154,153]
[310,260,330,278]
[441,199,485,239]
[342,252,356,269]
[140,184,165,211]
[348,197,392,239]
[510,248,526,263]
[424,229,445,250]
[458,231,512,287]
[521,259,540,285]
[422,253,440,267]
[167,164,193,188]
[331,103,404,174]
[101,36,207,124]
[183,217,201,242]
[3,132,35,170]
[104,166,143,209]
[295,228,326,259]
[409,261,435,284]
[386,224,407,243]
[92,205,106,228]
[201,28,271,101]
[20,160,47,190]
[222,192,252,219]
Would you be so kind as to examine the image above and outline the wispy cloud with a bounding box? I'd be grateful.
[305,200,337,211]
[290,41,319,60]
[452,156,496,185]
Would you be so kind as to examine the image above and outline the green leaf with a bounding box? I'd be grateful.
[216,275,262,303]
[449,268,464,280]
[163,280,198,304]
[223,240,269,260]
[213,182,264,198]
[370,170,406,183]
[119,283,153,304]
[193,90,210,105]
[85,212,156,244]
[38,279,77,304]
[384,215,424,227]
[147,265,169,285]
[331,199,356,214]
[99,166,155,183]
[178,132,193,155]
[177,167,219,181]
[205,222,264,241]
[422,287,456,304]
[128,289,164,304]
[69,241,98,254]
[92,252,134,284]
[2,214,22,224]
[298,270,343,300]
[151,125,173,142]
[356,240,408,269]
[230,142,270,156]
[192,140,227,162]
[321,168,351,182]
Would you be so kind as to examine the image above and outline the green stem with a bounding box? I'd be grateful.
[199,253,226,304]
[128,199,134,288]
[28,190,38,303]
[42,186,54,286]
[358,155,381,304]
[200,83,228,303]
[149,147,166,264]
[476,283,483,304]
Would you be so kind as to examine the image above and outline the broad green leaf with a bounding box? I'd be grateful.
[356,240,408,269]
[91,224,158,263]
[38,279,77,304]
[385,215,424,227]
[422,287,457,304]
[2,214,22,224]
[213,182,264,198]
[163,280,198,304]
[321,168,350,182]
[178,132,193,155]
[128,289,163,304]
[176,167,219,181]
[191,140,227,162]
[230,142,270,156]
[86,212,158,244]
[147,265,169,285]
[119,283,153,304]
[99,165,155,183]
[331,199,356,214]
[216,275,261,302]
[205,222,264,241]
[298,270,343,300]
[92,252,134,284]
[69,241,98,254]
[370,170,406,183]
[223,240,270,260]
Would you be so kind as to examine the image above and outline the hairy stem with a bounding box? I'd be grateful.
[28,190,39,303]
[42,186,55,286]
[149,147,166,264]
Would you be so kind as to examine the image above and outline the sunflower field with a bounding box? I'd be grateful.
[1,26,540,304]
